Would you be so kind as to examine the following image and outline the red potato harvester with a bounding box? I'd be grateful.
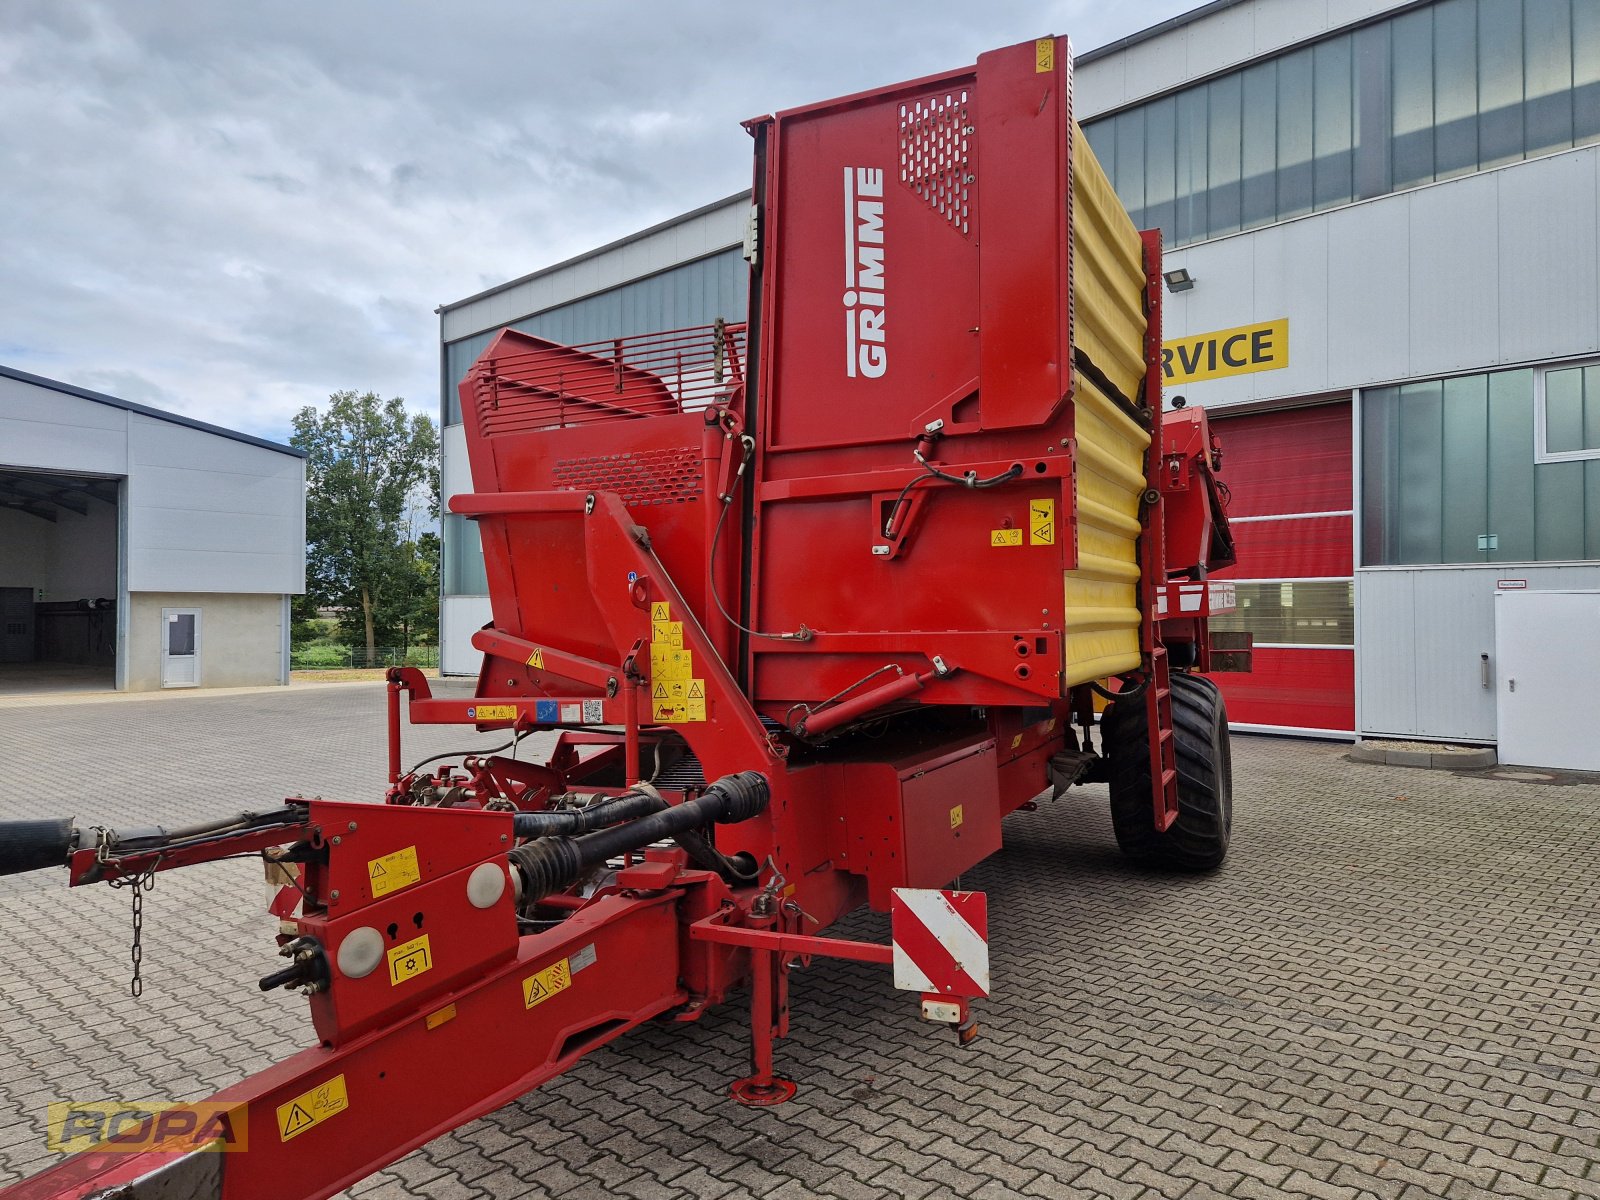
[0,34,1248,1200]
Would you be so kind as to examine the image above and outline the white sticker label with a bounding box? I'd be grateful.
[570,943,598,974]
[582,700,604,724]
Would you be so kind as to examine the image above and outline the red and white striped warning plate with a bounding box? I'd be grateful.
[889,888,989,997]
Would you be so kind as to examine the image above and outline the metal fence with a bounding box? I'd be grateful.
[290,645,440,671]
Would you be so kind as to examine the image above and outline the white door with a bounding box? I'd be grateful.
[1494,590,1600,771]
[161,608,201,688]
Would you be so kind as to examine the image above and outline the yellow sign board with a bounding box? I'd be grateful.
[526,647,544,670]
[1162,318,1289,385]
[276,1075,348,1142]
[1035,38,1054,72]
[473,704,517,722]
[651,643,693,681]
[1029,499,1056,546]
[368,846,420,898]
[523,957,572,1009]
[386,935,432,987]
[990,528,1022,547]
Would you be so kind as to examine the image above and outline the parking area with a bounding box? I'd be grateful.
[2,682,1599,1199]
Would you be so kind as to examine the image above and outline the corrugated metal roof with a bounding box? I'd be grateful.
[0,364,306,459]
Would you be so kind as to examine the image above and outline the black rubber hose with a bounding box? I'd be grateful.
[511,791,666,839]
[509,771,769,902]
[0,818,76,877]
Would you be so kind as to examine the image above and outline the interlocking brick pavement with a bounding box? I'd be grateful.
[2,682,1599,1198]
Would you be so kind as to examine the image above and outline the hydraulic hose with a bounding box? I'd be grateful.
[0,818,77,878]
[509,770,769,902]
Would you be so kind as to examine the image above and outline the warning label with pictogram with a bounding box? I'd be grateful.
[651,620,684,648]
[651,643,693,681]
[368,846,420,898]
[523,957,572,1009]
[650,601,671,622]
[276,1074,349,1142]
[386,935,432,987]
[890,888,989,998]
[526,646,545,670]
[1029,500,1055,546]
[990,528,1022,547]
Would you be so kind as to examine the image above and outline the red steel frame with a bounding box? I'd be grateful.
[3,34,1244,1200]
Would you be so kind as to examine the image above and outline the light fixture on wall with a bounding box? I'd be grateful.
[1163,267,1196,293]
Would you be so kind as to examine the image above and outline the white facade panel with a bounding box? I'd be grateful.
[1496,151,1600,364]
[441,422,473,502]
[1164,144,1600,411]
[442,595,493,676]
[124,413,304,595]
[0,380,129,475]
[1407,175,1499,376]
[1358,566,1600,742]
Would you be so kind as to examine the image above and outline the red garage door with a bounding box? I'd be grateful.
[1207,402,1355,736]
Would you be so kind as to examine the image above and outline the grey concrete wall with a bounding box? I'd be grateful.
[125,591,287,690]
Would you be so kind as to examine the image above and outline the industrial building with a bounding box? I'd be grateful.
[438,0,1600,767]
[0,367,306,692]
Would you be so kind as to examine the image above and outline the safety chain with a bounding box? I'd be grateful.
[106,856,162,998]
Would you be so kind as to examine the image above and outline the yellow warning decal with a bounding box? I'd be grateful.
[950,804,964,829]
[1035,38,1054,72]
[650,643,693,682]
[368,846,421,899]
[650,601,671,622]
[651,679,706,724]
[651,620,684,648]
[1029,500,1056,546]
[523,957,572,1009]
[526,647,545,670]
[991,529,1022,547]
[474,704,517,721]
[1011,733,1024,750]
[277,1074,348,1142]
[387,934,432,987]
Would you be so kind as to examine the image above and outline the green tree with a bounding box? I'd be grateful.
[291,391,439,662]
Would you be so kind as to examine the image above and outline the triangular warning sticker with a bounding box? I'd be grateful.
[688,681,704,698]
[369,863,385,877]
[526,979,547,1001]
[653,683,668,699]
[283,1104,313,1136]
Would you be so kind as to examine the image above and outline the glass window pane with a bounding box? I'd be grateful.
[1175,89,1209,244]
[1478,0,1526,168]
[1114,107,1147,228]
[1586,460,1600,557]
[443,514,488,596]
[1441,374,1490,560]
[1313,35,1354,208]
[1536,460,1586,558]
[1588,365,1600,449]
[1545,364,1587,453]
[1207,75,1244,236]
[1354,22,1394,199]
[1084,116,1116,186]
[1144,96,1178,239]
[1433,0,1479,179]
[1361,386,1401,565]
[1392,8,1436,188]
[168,614,196,657]
[1241,62,1278,229]
[1487,369,1537,560]
[1397,380,1445,563]
[1524,0,1574,157]
[1209,580,1354,645]
[1277,48,1315,219]
[1576,0,1600,144]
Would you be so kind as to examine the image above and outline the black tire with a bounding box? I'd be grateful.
[1104,672,1232,870]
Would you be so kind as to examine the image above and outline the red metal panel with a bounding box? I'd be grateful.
[1209,402,1352,517]
[1224,516,1353,578]
[1214,646,1355,733]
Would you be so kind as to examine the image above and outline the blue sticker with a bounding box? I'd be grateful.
[627,571,638,583]
[534,699,559,723]
[466,706,476,719]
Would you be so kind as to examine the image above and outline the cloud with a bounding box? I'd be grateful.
[0,0,1194,444]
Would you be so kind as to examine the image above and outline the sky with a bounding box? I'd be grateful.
[0,1,1195,445]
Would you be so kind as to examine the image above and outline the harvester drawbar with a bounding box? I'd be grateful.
[0,35,1248,1200]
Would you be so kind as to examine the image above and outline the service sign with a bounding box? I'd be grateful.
[1162,318,1289,385]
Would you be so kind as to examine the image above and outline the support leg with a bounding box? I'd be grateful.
[729,945,797,1106]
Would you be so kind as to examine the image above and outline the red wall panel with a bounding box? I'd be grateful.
[1221,516,1353,578]
[1215,647,1355,734]
[1210,402,1352,518]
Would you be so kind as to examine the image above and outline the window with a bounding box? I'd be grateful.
[1362,365,1600,564]
[1209,580,1354,646]
[1083,0,1600,249]
[1536,360,1600,462]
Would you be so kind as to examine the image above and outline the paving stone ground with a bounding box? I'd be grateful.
[2,681,1599,1199]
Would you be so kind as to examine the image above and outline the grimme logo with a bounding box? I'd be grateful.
[842,166,886,379]
[47,1101,247,1153]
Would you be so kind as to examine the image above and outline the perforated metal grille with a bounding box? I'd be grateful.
[899,90,972,234]
[550,448,701,506]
